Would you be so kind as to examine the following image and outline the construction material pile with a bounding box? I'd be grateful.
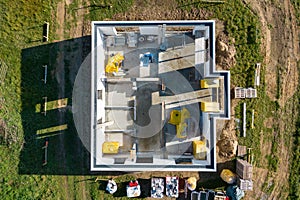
[216,32,236,70]
[217,119,238,159]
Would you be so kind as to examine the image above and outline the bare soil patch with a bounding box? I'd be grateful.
[54,0,90,199]
[243,1,299,199]
[216,32,236,71]
[250,167,269,199]
[55,1,66,41]
[258,132,271,168]
[263,117,273,129]
[113,0,212,21]
[244,0,299,105]
[216,119,238,163]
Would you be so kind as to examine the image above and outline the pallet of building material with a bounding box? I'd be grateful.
[235,87,257,98]
[151,178,164,198]
[237,178,253,191]
[237,145,247,157]
[236,159,253,180]
[166,176,179,198]
[245,88,257,98]
[234,87,245,98]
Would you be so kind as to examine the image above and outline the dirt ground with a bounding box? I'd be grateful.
[245,0,299,106]
[52,0,299,199]
[54,0,89,199]
[114,1,300,199]
[242,1,299,199]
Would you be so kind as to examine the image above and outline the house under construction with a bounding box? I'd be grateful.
[91,21,230,171]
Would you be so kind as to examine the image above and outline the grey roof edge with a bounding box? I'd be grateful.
[92,20,216,26]
[90,20,230,172]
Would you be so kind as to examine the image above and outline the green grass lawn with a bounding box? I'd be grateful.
[0,0,262,199]
[1,0,298,199]
[178,0,299,197]
[0,0,133,199]
[0,0,60,199]
[177,0,266,161]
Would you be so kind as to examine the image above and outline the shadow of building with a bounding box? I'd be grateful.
[19,36,94,175]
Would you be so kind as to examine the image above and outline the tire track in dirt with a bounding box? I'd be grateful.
[64,0,90,199]
[55,1,72,199]
[243,1,299,199]
[244,0,299,104]
[55,0,91,199]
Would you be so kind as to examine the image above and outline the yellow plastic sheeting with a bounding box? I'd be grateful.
[176,123,187,138]
[201,102,220,112]
[220,169,236,184]
[169,110,181,125]
[187,177,197,191]
[193,140,207,160]
[181,108,191,120]
[105,53,124,73]
[102,142,120,154]
[169,108,191,139]
[168,108,190,125]
[200,78,219,88]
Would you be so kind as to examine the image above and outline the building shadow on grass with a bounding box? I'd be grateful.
[198,159,236,189]
[18,36,129,176]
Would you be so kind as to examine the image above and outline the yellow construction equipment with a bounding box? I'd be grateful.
[201,102,220,112]
[176,123,188,138]
[193,139,207,160]
[168,108,191,138]
[102,141,120,154]
[105,53,124,74]
[200,78,219,88]
[169,110,181,125]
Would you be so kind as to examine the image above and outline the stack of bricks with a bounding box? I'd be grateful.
[236,159,253,191]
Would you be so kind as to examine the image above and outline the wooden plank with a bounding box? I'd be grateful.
[237,145,247,157]
[152,89,211,105]
[251,109,254,129]
[106,78,132,82]
[158,44,195,74]
[243,103,246,137]
[201,102,220,112]
[166,136,200,147]
[135,77,160,82]
[165,96,211,109]
[235,87,245,98]
[42,65,47,84]
[254,63,261,87]
[158,44,194,61]
[158,55,194,74]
